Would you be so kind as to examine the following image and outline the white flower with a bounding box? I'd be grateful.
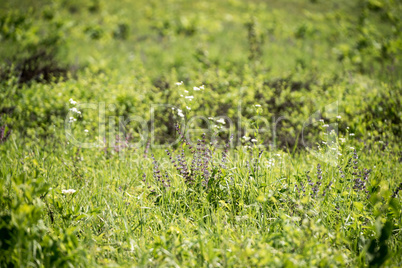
[200,85,205,90]
[350,147,355,150]
[62,189,76,194]
[323,124,329,127]
[251,139,257,143]
[176,81,183,86]
[339,138,345,143]
[177,109,184,117]
[193,86,200,91]
[338,152,342,155]
[319,119,324,122]
[349,133,355,136]
[322,141,327,144]
[186,106,191,110]
[180,95,183,97]
[336,115,341,119]
[331,147,336,150]
[70,107,78,113]
[84,129,89,133]
[184,90,189,93]
[255,104,261,107]
[208,117,214,120]
[69,98,77,105]
[172,107,175,110]
[242,136,250,141]
[185,96,194,100]
[216,118,225,124]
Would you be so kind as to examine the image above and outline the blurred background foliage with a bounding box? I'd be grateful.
[0,0,400,148]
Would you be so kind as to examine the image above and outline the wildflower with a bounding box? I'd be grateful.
[186,106,191,110]
[200,85,205,90]
[322,141,327,144]
[336,115,341,119]
[70,107,78,113]
[184,90,189,93]
[242,136,250,141]
[84,129,89,133]
[251,139,257,143]
[185,96,194,100]
[208,117,213,120]
[319,119,324,122]
[180,95,183,97]
[69,98,77,105]
[62,189,76,194]
[176,81,183,86]
[350,147,355,150]
[193,86,200,91]
[349,133,355,136]
[216,118,225,124]
[255,104,261,107]
[178,111,184,118]
[323,124,329,127]
[331,147,336,150]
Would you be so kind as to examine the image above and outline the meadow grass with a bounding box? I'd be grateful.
[0,0,401,267]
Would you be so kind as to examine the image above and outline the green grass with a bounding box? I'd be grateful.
[0,0,401,267]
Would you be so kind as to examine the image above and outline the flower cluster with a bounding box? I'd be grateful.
[311,164,323,197]
[68,98,81,123]
[62,189,76,194]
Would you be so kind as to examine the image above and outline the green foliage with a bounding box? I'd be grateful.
[0,170,89,267]
[0,0,401,266]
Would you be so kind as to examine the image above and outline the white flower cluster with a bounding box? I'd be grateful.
[216,118,225,124]
[62,189,76,194]
[68,98,80,123]
[241,136,257,143]
[69,107,81,114]
[177,108,184,118]
[175,82,205,118]
[267,158,275,168]
[193,85,204,91]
